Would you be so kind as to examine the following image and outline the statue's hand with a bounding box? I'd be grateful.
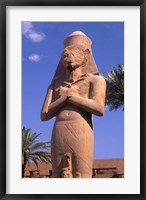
[59,86,68,98]
[68,85,78,98]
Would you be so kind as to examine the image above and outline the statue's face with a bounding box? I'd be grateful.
[62,47,86,71]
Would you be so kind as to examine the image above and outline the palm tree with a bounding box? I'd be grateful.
[22,127,51,178]
[104,64,124,111]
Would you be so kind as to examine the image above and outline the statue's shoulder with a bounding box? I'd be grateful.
[87,73,106,85]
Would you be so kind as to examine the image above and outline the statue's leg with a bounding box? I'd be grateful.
[51,122,65,178]
[78,174,92,178]
[51,153,63,178]
[51,118,93,178]
[51,121,72,178]
[72,154,93,178]
[67,119,94,178]
[52,172,61,178]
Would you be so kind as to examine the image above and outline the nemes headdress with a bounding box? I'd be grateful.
[52,31,99,82]
[64,31,92,51]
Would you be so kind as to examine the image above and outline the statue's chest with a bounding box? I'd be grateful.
[52,78,90,102]
[70,79,90,98]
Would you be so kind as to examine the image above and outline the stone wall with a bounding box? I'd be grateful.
[24,158,124,178]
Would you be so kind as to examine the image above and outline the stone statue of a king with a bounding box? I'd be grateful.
[41,31,106,178]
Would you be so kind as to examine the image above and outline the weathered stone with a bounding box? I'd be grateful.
[41,31,106,178]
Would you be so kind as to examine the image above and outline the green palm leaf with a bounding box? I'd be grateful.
[22,127,51,177]
[103,64,124,111]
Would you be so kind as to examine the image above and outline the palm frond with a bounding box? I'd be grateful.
[22,128,51,165]
[30,141,50,152]
[30,132,42,143]
[29,156,39,169]
[103,64,124,111]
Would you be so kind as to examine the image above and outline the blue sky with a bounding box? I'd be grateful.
[22,22,124,159]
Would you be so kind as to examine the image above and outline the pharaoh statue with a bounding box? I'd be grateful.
[41,31,106,178]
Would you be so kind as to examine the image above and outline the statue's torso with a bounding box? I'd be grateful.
[52,75,92,121]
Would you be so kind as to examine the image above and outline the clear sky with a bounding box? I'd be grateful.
[22,22,124,159]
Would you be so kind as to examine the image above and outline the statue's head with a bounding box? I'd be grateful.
[52,31,99,82]
[62,31,91,72]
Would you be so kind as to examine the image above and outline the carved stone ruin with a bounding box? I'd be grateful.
[61,153,73,178]
[41,31,106,178]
